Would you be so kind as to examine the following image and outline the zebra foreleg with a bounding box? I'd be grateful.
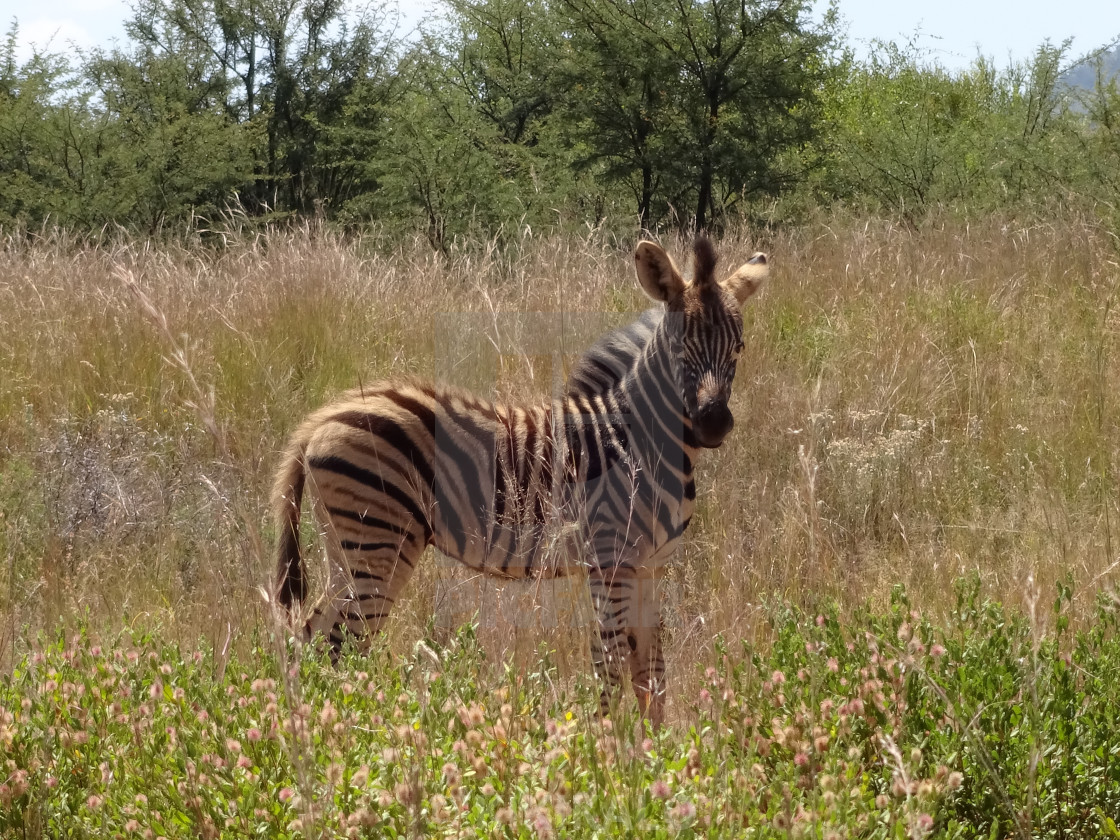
[631,614,665,728]
[589,570,665,728]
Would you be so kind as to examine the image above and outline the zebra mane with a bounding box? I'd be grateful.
[692,233,718,287]
[563,307,663,399]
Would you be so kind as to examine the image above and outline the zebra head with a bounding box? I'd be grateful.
[634,236,768,449]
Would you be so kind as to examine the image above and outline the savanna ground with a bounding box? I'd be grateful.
[1,215,1119,837]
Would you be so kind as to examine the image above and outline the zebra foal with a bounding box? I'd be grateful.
[272,235,768,726]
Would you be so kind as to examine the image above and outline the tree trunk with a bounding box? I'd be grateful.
[695,96,719,231]
[695,160,712,231]
[639,163,653,230]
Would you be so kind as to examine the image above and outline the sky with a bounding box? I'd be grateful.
[1,0,1117,70]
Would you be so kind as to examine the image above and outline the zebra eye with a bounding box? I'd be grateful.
[730,342,744,362]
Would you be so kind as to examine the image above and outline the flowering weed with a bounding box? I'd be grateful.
[3,583,1118,837]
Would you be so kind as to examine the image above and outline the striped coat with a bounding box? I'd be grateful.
[273,236,767,726]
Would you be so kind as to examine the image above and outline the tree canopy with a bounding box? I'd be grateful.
[1,2,1118,240]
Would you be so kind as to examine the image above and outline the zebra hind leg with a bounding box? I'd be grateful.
[307,541,422,662]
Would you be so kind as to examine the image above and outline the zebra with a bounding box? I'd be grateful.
[272,235,768,726]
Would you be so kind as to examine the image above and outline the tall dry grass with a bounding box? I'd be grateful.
[1,216,1117,723]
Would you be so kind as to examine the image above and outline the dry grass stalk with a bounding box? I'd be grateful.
[0,214,1116,727]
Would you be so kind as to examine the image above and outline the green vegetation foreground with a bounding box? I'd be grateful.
[2,587,1119,837]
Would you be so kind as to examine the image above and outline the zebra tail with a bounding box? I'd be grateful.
[272,428,310,610]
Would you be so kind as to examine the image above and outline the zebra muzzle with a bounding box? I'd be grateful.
[692,400,734,448]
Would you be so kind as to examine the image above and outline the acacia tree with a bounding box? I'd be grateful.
[95,0,399,217]
[0,23,239,231]
[88,57,253,230]
[665,0,835,229]
[258,0,398,213]
[817,40,1088,222]
[1077,58,1120,213]
[361,26,556,250]
[558,0,834,230]
[366,71,520,248]
[557,0,681,229]
[439,0,559,147]
[434,0,569,228]
[366,0,607,245]
[0,30,86,227]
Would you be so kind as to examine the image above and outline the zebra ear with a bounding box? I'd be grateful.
[721,252,768,305]
[634,241,686,302]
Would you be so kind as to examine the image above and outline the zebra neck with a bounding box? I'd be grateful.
[614,323,697,476]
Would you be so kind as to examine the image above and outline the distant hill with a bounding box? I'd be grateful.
[1061,43,1120,92]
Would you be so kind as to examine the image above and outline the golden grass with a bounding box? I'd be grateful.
[1,216,1117,723]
